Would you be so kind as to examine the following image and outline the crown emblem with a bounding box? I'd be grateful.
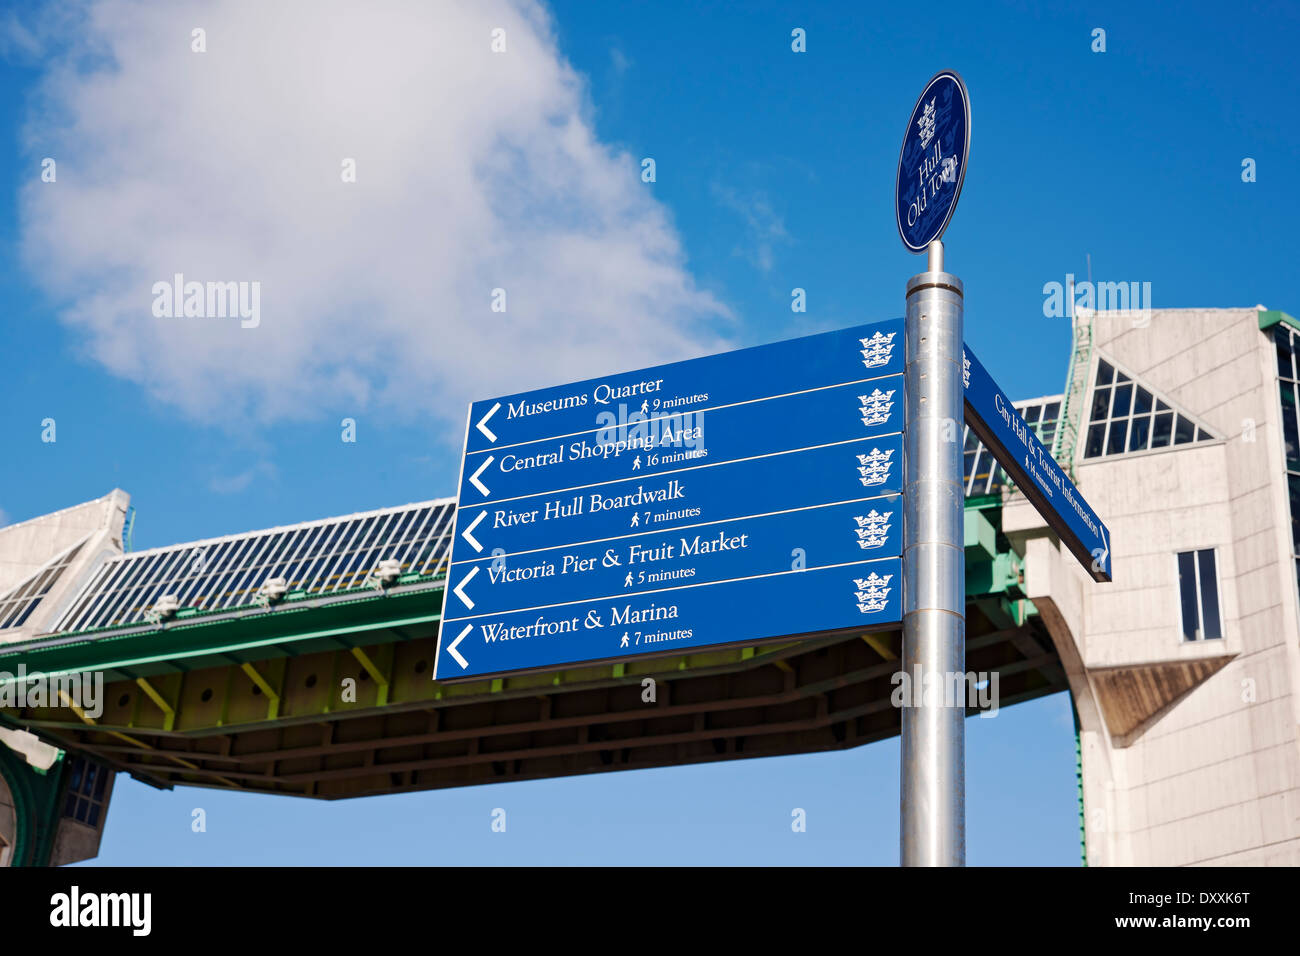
[917,98,936,149]
[859,331,897,370]
[853,572,894,614]
[853,509,892,549]
[856,447,895,487]
[858,388,896,428]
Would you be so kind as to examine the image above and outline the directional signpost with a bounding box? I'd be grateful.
[431,67,1111,871]
[962,345,1111,581]
[896,69,972,869]
[435,321,908,681]
[889,70,1110,868]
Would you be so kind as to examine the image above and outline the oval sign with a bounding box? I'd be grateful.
[895,70,970,253]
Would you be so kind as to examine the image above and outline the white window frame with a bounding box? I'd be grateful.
[1084,353,1222,461]
[1175,548,1224,641]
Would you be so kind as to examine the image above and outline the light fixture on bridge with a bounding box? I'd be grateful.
[374,558,403,588]
[258,577,288,604]
[143,593,181,626]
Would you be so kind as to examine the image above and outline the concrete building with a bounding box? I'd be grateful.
[0,491,131,866]
[2,305,1298,866]
[1010,305,1300,866]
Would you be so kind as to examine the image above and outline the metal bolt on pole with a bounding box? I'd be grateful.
[901,238,966,866]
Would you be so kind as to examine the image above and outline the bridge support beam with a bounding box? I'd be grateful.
[0,741,65,867]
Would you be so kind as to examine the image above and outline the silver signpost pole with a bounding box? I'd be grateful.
[901,238,966,866]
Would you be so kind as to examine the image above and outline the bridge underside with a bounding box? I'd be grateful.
[0,391,1070,863]
[5,590,1063,801]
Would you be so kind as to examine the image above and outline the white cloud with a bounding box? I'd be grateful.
[208,460,277,495]
[0,12,41,60]
[16,0,730,439]
[713,185,790,274]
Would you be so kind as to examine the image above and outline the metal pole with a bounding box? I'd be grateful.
[901,239,966,866]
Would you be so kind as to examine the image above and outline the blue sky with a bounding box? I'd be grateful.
[1,0,1296,864]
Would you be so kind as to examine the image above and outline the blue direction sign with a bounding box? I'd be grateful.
[453,434,902,559]
[438,558,901,678]
[437,319,910,680]
[895,70,970,253]
[460,377,901,503]
[464,320,902,453]
[445,497,901,618]
[963,345,1112,582]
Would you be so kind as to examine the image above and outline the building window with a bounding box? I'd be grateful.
[62,755,109,828]
[1083,358,1215,459]
[962,397,1061,497]
[1177,549,1222,641]
[1274,323,1300,616]
[0,542,85,630]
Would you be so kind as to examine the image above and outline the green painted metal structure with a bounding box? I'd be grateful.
[1,374,1108,866]
[1,488,1071,865]
[0,743,67,867]
[1258,308,1300,334]
[1054,307,1094,480]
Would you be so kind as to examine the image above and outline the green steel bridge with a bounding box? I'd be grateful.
[0,400,1071,866]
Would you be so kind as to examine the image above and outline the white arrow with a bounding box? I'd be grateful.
[453,565,479,609]
[469,456,494,496]
[476,403,501,443]
[460,511,486,553]
[447,623,472,670]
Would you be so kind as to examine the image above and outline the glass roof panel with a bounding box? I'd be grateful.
[48,500,455,634]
